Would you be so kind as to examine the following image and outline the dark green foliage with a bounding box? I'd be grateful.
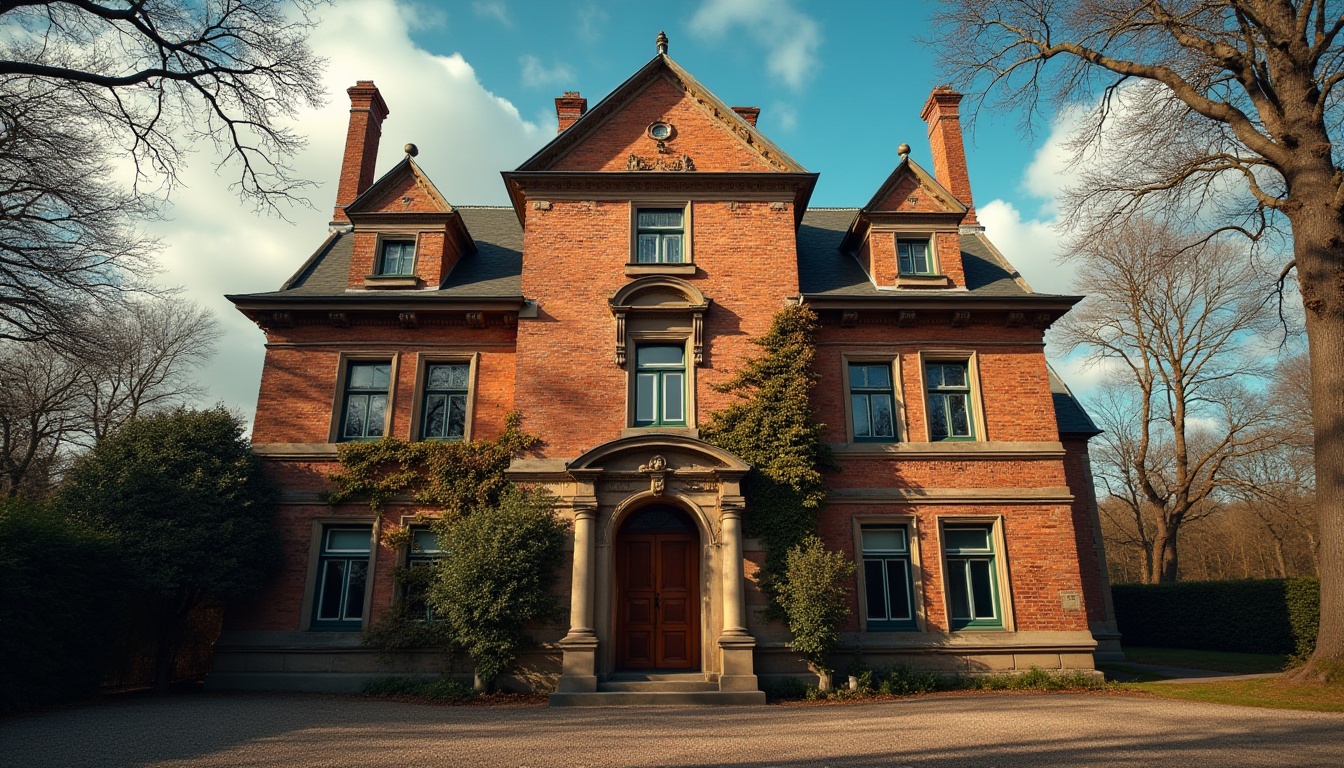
[361,676,478,703]
[959,668,1104,691]
[1112,579,1320,658]
[701,304,833,602]
[861,665,941,696]
[776,535,855,676]
[325,413,539,515]
[360,587,457,659]
[58,407,280,690]
[427,487,567,687]
[0,500,123,713]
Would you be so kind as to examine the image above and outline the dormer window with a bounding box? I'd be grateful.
[897,238,933,276]
[636,208,685,264]
[378,239,416,276]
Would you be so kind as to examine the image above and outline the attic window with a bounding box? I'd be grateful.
[378,239,416,276]
[897,238,934,276]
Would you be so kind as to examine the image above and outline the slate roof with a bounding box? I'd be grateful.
[1048,364,1102,437]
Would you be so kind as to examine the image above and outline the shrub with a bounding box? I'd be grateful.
[872,665,941,696]
[776,535,855,687]
[0,500,123,713]
[428,487,567,689]
[1111,579,1319,657]
[362,676,478,703]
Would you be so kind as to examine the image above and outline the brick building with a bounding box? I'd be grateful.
[217,38,1119,703]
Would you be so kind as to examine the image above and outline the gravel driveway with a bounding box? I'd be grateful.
[2,691,1340,767]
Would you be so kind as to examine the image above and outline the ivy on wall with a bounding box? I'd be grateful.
[701,303,835,605]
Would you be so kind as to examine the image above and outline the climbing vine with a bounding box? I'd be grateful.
[701,303,834,606]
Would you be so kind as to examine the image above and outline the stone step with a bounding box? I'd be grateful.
[606,672,710,682]
[598,680,718,692]
[549,690,767,707]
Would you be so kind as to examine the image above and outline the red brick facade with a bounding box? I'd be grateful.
[218,46,1116,694]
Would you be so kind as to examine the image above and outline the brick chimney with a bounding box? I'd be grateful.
[556,92,587,133]
[333,80,390,223]
[732,106,760,127]
[920,85,977,226]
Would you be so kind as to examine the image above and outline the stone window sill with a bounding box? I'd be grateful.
[625,263,698,277]
[893,274,953,288]
[362,275,422,289]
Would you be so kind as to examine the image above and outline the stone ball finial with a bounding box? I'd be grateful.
[656,30,669,55]
[404,143,419,157]
[897,142,911,160]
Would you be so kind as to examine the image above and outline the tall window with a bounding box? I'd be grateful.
[897,239,932,275]
[634,344,686,426]
[341,361,391,441]
[313,527,372,628]
[635,208,685,263]
[849,363,897,441]
[420,362,469,440]
[404,527,442,622]
[378,239,416,276]
[862,525,917,630]
[943,524,1001,630]
[925,361,974,440]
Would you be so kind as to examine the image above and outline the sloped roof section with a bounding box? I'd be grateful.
[861,157,967,214]
[344,155,452,215]
[515,52,807,174]
[1048,365,1103,437]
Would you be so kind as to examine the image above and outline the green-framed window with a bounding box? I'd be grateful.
[862,525,917,631]
[943,524,1002,630]
[925,361,974,440]
[849,363,897,441]
[378,239,416,276]
[340,361,391,441]
[897,238,933,275]
[635,208,685,264]
[420,362,469,440]
[404,527,443,622]
[313,526,372,629]
[634,344,686,427]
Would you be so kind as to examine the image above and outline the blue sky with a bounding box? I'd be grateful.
[149,0,1091,422]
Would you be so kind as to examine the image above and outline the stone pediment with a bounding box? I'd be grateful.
[566,434,749,477]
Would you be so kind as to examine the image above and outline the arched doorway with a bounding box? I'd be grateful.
[613,504,700,670]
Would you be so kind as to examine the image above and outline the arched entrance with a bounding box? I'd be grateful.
[614,504,700,670]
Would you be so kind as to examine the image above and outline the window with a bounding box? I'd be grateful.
[943,524,1001,630]
[378,239,416,276]
[635,208,685,264]
[313,527,372,628]
[861,526,917,630]
[634,344,686,427]
[849,363,897,441]
[404,527,442,622]
[420,362,468,440]
[897,238,933,276]
[340,361,391,441]
[925,361,974,440]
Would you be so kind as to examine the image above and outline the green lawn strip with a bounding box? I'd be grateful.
[1130,677,1344,713]
[1121,646,1289,674]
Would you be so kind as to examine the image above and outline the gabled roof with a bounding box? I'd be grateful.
[860,157,967,214]
[514,52,807,174]
[344,155,453,215]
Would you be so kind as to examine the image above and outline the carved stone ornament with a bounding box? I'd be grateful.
[638,455,669,496]
[626,153,697,172]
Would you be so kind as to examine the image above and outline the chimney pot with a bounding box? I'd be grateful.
[555,91,587,133]
[333,80,389,222]
[732,106,761,127]
[920,86,977,225]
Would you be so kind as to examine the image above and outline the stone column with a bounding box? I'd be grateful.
[557,501,599,692]
[717,495,759,692]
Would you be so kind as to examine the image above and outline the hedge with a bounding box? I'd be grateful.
[1111,578,1319,658]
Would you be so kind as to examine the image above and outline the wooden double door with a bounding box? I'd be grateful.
[614,505,700,670]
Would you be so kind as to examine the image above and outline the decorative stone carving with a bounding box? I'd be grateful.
[609,277,711,368]
[465,311,486,328]
[840,310,859,328]
[398,312,418,329]
[626,153,697,172]
[328,312,349,328]
[897,310,917,327]
[638,455,669,496]
[952,310,970,327]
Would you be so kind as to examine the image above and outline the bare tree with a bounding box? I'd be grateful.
[0,1,325,345]
[933,0,1344,675]
[1057,219,1286,583]
[0,343,83,497]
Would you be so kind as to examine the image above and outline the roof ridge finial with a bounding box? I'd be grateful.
[897,142,910,161]
[656,30,668,55]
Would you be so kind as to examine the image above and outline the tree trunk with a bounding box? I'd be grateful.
[1287,191,1344,681]
[1156,532,1179,583]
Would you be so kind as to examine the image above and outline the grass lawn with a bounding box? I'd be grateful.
[1121,646,1289,674]
[1131,676,1344,713]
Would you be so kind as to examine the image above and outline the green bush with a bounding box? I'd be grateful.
[776,535,855,681]
[0,500,123,713]
[1111,579,1319,657]
[362,676,478,703]
[428,487,567,688]
[960,668,1103,691]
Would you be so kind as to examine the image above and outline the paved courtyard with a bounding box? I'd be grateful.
[2,691,1341,767]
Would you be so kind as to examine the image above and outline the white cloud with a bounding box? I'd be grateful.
[689,0,821,90]
[769,102,798,132]
[472,0,510,26]
[519,54,575,89]
[576,2,607,43]
[977,199,1071,296]
[143,0,549,426]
